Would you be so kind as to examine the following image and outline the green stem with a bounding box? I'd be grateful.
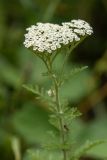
[44,58,67,160]
[55,84,67,160]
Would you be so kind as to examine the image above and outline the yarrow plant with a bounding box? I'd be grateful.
[23,20,104,160]
[24,20,93,53]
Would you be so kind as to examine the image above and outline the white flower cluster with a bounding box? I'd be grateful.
[24,19,93,53]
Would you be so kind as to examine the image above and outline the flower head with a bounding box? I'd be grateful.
[23,20,93,54]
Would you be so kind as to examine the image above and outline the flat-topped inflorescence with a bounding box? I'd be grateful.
[23,20,93,54]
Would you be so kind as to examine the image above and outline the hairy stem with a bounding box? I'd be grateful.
[44,58,67,160]
[55,84,67,160]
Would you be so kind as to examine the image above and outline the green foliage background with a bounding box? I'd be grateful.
[0,0,107,159]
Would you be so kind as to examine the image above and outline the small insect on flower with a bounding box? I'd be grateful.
[23,20,93,54]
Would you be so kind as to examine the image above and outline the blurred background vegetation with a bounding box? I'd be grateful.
[0,0,107,159]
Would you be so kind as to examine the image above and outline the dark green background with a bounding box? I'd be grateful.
[0,0,107,159]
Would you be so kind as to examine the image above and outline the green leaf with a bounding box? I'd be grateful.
[68,117,107,158]
[63,107,82,126]
[63,66,88,81]
[23,84,49,102]
[42,141,71,150]
[23,84,57,111]
[71,140,107,160]
[23,149,62,160]
[49,114,60,130]
[23,84,43,95]
[60,69,96,103]
[49,107,81,131]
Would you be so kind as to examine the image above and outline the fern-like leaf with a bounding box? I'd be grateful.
[23,84,47,100]
[71,140,106,160]
[63,107,82,126]
[63,66,88,82]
